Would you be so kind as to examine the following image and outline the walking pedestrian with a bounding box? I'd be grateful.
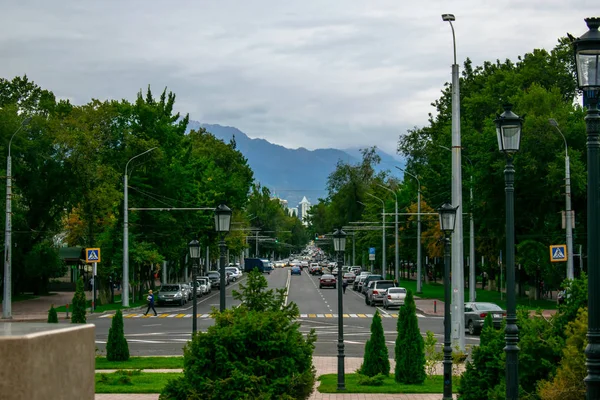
[144,290,157,316]
[342,280,348,294]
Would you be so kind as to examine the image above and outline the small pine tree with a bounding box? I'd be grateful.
[47,305,58,323]
[71,277,87,323]
[394,290,426,384]
[359,310,390,377]
[106,309,130,361]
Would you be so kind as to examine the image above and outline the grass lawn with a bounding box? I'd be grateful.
[318,373,459,393]
[96,356,184,370]
[399,279,557,310]
[55,295,146,313]
[95,371,182,393]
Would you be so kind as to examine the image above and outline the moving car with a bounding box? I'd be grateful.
[291,266,302,275]
[244,258,273,274]
[207,271,221,289]
[383,287,407,309]
[319,274,336,289]
[464,302,506,335]
[365,280,397,306]
[225,266,242,282]
[157,284,187,306]
[342,271,356,284]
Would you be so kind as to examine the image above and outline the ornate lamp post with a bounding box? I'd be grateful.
[332,228,347,391]
[188,239,200,335]
[214,204,232,312]
[570,17,600,399]
[495,103,523,400]
[437,202,458,400]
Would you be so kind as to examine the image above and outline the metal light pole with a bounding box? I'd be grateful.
[189,239,200,335]
[495,104,523,400]
[442,13,465,350]
[377,183,398,282]
[333,228,347,391]
[214,204,232,312]
[367,193,386,277]
[549,118,574,280]
[123,147,157,307]
[3,117,31,319]
[571,17,600,399]
[438,202,458,400]
[396,167,422,292]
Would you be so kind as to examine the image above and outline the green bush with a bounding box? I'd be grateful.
[159,270,316,400]
[71,277,87,323]
[106,310,130,361]
[394,290,426,384]
[356,373,386,386]
[47,305,58,323]
[424,330,442,379]
[358,310,390,377]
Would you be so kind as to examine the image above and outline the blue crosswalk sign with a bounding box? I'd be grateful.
[549,245,567,262]
[86,248,101,263]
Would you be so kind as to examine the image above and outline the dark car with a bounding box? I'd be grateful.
[319,274,336,289]
[464,302,506,335]
[291,266,302,275]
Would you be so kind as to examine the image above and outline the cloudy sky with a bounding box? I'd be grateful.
[1,1,597,154]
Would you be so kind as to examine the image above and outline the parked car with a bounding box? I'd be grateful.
[291,266,302,275]
[464,302,506,335]
[180,283,192,301]
[225,266,242,282]
[157,284,187,306]
[366,280,397,306]
[342,272,356,284]
[196,277,211,295]
[207,271,221,289]
[361,274,384,295]
[319,274,336,289]
[353,275,367,291]
[187,281,203,298]
[383,287,407,309]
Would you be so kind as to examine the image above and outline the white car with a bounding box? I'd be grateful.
[196,277,211,295]
[225,266,243,281]
[383,287,407,309]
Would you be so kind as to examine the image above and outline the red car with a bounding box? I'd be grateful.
[319,274,337,289]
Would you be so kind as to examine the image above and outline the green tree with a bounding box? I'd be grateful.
[394,290,426,383]
[160,270,316,400]
[359,310,390,377]
[71,277,87,323]
[47,305,58,323]
[106,309,130,361]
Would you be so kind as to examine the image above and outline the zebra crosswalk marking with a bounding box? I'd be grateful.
[100,312,425,319]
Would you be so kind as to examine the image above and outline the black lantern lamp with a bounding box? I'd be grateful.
[214,204,232,312]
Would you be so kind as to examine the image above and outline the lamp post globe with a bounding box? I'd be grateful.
[437,202,457,400]
[571,17,600,399]
[214,204,232,312]
[332,228,347,391]
[188,239,200,335]
[495,104,523,400]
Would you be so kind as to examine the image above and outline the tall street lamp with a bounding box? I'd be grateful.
[214,204,232,312]
[3,116,31,319]
[189,239,200,335]
[495,103,523,400]
[366,192,386,277]
[549,118,574,280]
[123,147,157,307]
[377,183,398,282]
[570,17,600,399]
[442,12,465,350]
[333,228,347,391]
[396,166,422,292]
[438,201,458,400]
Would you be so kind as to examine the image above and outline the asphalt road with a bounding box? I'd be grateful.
[91,267,480,357]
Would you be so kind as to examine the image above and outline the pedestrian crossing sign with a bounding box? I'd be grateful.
[86,248,101,263]
[549,245,567,262]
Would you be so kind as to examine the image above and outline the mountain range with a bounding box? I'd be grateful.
[186,121,405,207]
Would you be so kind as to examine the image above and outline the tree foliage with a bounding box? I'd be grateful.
[71,277,87,323]
[160,270,316,400]
[359,310,390,377]
[106,309,130,362]
[394,290,426,383]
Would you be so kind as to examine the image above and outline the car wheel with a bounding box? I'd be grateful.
[319,285,323,289]
[333,285,336,289]
[468,320,477,335]
[365,297,369,305]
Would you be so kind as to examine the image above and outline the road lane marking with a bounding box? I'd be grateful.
[100,312,425,319]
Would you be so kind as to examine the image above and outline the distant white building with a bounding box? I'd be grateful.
[288,207,298,218]
[299,196,311,226]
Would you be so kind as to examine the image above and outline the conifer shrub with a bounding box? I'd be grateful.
[47,304,58,323]
[394,290,426,384]
[71,277,87,323]
[106,309,130,361]
[358,310,390,377]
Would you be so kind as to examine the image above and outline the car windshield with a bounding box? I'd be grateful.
[388,288,406,294]
[377,282,396,289]
[321,275,334,279]
[343,272,355,277]
[160,285,180,292]
[208,272,219,278]
[197,279,207,284]
[226,267,236,272]
[475,303,502,311]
